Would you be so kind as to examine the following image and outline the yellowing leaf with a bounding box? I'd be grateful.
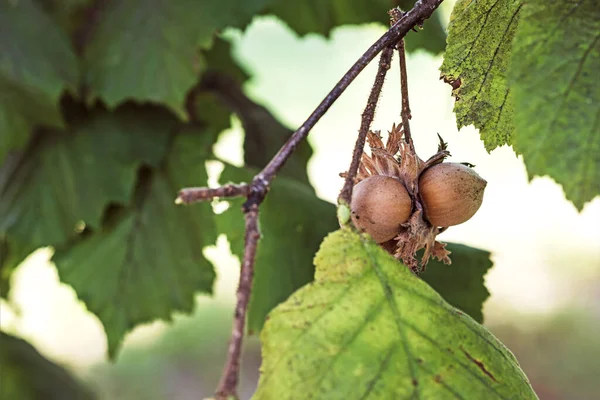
[254,229,537,399]
[440,0,521,151]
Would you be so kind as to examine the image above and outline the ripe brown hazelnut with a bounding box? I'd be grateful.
[350,175,412,243]
[419,162,487,227]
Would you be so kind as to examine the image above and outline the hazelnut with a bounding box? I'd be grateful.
[350,175,412,243]
[419,162,487,227]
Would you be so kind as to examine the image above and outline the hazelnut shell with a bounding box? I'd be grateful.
[419,162,487,227]
[350,175,412,243]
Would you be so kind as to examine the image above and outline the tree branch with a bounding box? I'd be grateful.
[338,46,394,206]
[215,205,260,399]
[176,2,445,398]
[176,183,250,205]
[397,39,414,150]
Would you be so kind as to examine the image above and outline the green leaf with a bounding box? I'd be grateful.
[33,0,92,36]
[266,0,446,54]
[420,243,492,324]
[0,104,174,253]
[190,91,233,135]
[186,37,248,132]
[53,130,217,358]
[0,235,36,299]
[0,331,95,400]
[440,0,521,151]
[509,0,600,210]
[203,37,250,85]
[218,166,337,334]
[254,229,537,399]
[0,0,78,163]
[83,0,270,117]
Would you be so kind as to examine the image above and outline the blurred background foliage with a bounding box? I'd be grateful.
[1,0,599,399]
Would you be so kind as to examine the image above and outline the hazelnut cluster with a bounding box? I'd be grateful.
[342,124,486,273]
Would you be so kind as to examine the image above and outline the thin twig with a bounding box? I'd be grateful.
[397,39,414,150]
[338,46,394,206]
[215,205,260,399]
[175,183,250,205]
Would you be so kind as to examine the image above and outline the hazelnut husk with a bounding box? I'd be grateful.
[350,175,412,243]
[419,163,487,227]
[341,124,486,273]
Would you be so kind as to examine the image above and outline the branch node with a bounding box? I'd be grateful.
[176,183,250,205]
[397,39,414,150]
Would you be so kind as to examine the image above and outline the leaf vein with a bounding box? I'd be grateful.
[417,363,467,400]
[359,342,398,400]
[454,0,503,67]
[259,275,369,387]
[464,4,522,121]
[529,31,600,165]
[308,299,387,398]
[375,277,513,363]
[402,322,508,398]
[363,237,420,399]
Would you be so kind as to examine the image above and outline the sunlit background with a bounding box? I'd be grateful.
[2,4,600,399]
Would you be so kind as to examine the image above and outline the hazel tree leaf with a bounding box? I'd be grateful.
[203,37,250,85]
[187,37,249,133]
[0,235,37,299]
[0,332,96,400]
[218,166,337,334]
[33,0,92,36]
[440,0,521,151]
[254,229,537,399]
[509,0,600,210]
[0,104,175,254]
[0,0,78,163]
[267,0,446,54]
[420,243,493,324]
[53,131,217,358]
[190,90,233,135]
[83,0,270,117]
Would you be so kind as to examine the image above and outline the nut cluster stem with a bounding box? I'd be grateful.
[397,39,414,151]
[338,46,394,207]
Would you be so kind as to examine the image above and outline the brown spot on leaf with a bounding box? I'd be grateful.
[440,75,462,99]
[460,346,497,382]
[433,375,442,383]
